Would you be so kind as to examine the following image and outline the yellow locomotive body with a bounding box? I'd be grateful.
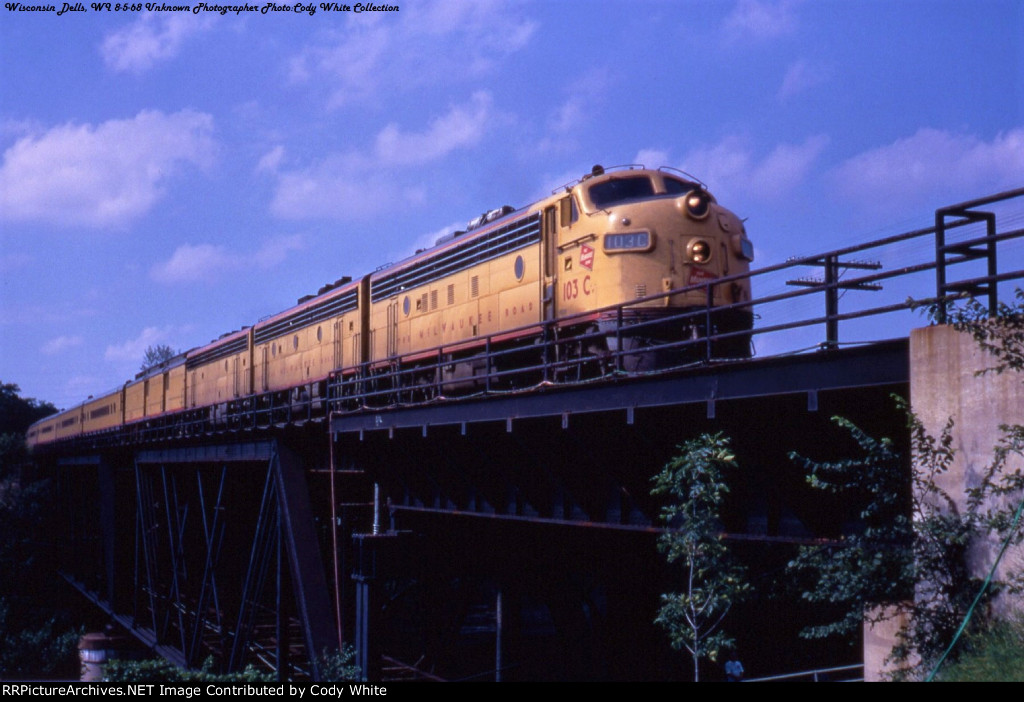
[251,278,362,395]
[27,165,753,449]
[185,329,251,410]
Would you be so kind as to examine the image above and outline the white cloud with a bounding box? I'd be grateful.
[831,128,1024,210]
[680,134,828,199]
[251,234,305,268]
[101,13,214,74]
[270,93,495,220]
[270,157,397,220]
[723,0,800,42]
[536,69,612,155]
[256,145,286,174]
[290,0,536,109]
[104,326,176,364]
[151,243,231,284]
[41,335,83,355]
[755,136,829,196]
[374,92,492,166]
[0,110,216,228]
[151,235,304,284]
[778,59,830,100]
[634,149,671,169]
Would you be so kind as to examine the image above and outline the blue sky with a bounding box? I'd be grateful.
[1,0,1022,409]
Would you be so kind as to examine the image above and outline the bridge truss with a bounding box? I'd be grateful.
[35,187,1024,680]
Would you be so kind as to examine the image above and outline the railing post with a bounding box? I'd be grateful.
[935,210,948,323]
[615,306,623,373]
[542,323,550,384]
[984,211,998,314]
[825,255,839,349]
[485,337,492,393]
[705,284,713,361]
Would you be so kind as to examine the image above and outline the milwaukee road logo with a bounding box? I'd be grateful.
[579,243,594,271]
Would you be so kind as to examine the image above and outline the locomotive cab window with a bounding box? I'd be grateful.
[588,176,655,208]
[558,196,578,227]
[664,177,701,194]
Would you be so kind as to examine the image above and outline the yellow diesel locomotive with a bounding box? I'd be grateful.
[27,164,754,449]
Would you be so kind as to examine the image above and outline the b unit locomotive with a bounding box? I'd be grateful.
[27,164,754,449]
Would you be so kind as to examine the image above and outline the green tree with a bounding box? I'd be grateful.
[937,287,1024,375]
[0,383,80,679]
[0,381,57,469]
[102,646,360,682]
[0,598,81,679]
[104,656,273,682]
[140,344,178,373]
[787,404,1023,678]
[786,414,916,640]
[317,645,362,681]
[651,433,748,681]
[789,288,1024,678]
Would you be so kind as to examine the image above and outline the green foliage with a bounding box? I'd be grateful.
[1,381,57,474]
[0,381,58,437]
[786,414,915,639]
[317,645,362,681]
[105,657,274,682]
[929,288,1024,376]
[103,647,362,682]
[0,597,81,678]
[787,399,1024,679]
[0,454,56,594]
[0,382,82,679]
[937,616,1024,682]
[651,433,748,681]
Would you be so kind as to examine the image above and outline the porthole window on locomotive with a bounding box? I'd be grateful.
[514,255,525,281]
[317,326,322,342]
[272,345,276,358]
[403,296,411,316]
[293,335,299,350]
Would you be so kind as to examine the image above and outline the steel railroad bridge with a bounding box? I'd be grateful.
[36,188,1024,681]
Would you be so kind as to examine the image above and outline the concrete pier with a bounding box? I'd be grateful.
[864,324,1023,680]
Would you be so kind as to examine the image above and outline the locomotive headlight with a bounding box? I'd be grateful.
[688,239,712,264]
[683,190,711,220]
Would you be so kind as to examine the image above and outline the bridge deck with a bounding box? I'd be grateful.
[330,338,909,436]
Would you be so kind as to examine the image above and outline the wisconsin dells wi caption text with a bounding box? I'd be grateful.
[4,2,399,15]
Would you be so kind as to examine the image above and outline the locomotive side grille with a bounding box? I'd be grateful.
[471,276,479,298]
[430,290,438,310]
[635,283,647,299]
[372,212,541,302]
[447,284,455,306]
[254,288,359,346]
[188,336,249,369]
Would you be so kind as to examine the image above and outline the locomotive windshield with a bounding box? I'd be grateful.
[588,176,656,208]
[663,177,701,194]
[587,175,703,208]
